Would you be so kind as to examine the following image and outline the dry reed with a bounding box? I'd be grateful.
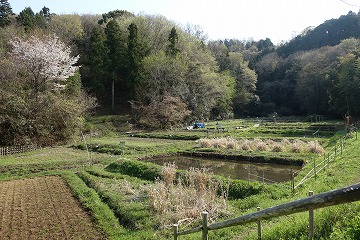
[198,137,325,154]
[148,163,230,227]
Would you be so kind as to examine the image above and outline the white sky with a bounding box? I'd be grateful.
[10,0,360,44]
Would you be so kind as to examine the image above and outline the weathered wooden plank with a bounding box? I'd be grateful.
[208,183,360,230]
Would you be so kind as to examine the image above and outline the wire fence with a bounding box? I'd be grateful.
[294,128,357,189]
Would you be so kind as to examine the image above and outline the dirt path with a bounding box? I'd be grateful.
[0,176,104,239]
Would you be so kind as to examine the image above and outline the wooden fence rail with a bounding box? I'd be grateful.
[0,144,39,156]
[174,182,360,239]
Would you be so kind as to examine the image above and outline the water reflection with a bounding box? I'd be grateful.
[146,156,302,183]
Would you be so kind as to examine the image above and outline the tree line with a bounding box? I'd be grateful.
[1,0,360,145]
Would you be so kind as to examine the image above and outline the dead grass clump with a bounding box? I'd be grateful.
[213,138,229,149]
[148,164,230,228]
[291,139,304,153]
[199,137,238,150]
[148,180,168,215]
[226,138,238,149]
[307,140,325,154]
[198,138,212,148]
[272,143,285,152]
[238,139,250,151]
[265,139,276,147]
[199,137,324,154]
[161,162,177,189]
[257,141,269,151]
[250,138,264,151]
[281,138,291,147]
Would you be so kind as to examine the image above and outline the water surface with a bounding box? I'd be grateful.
[146,156,302,183]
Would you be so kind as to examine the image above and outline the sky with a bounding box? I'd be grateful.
[10,0,360,44]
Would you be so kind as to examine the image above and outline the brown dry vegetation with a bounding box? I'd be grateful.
[148,163,230,228]
[199,137,325,154]
[0,176,104,239]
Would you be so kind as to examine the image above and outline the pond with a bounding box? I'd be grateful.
[146,156,302,183]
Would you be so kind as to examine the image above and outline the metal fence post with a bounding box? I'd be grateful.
[202,212,208,240]
[257,207,262,240]
[173,224,178,240]
[308,191,314,239]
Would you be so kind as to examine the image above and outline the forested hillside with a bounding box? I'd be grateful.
[1,0,360,146]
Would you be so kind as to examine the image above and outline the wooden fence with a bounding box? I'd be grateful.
[0,144,39,156]
[173,182,360,239]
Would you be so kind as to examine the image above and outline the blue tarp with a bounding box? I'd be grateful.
[193,122,205,128]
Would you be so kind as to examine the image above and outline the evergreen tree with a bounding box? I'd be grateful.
[39,6,51,21]
[16,7,36,32]
[127,23,144,99]
[166,27,180,57]
[35,6,51,28]
[88,27,109,99]
[0,0,13,27]
[104,19,128,112]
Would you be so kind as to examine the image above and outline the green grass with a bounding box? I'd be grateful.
[77,170,161,239]
[225,132,360,240]
[0,116,358,239]
[62,172,128,239]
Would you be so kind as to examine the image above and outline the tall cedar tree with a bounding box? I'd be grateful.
[166,27,180,57]
[127,23,144,99]
[104,19,128,112]
[0,0,13,27]
[89,27,109,99]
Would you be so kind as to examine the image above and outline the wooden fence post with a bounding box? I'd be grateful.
[173,224,178,240]
[308,191,314,239]
[257,207,262,240]
[202,212,208,240]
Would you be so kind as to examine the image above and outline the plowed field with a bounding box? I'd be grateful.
[0,176,104,239]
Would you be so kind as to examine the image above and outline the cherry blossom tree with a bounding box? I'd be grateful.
[0,34,94,146]
[10,34,79,93]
